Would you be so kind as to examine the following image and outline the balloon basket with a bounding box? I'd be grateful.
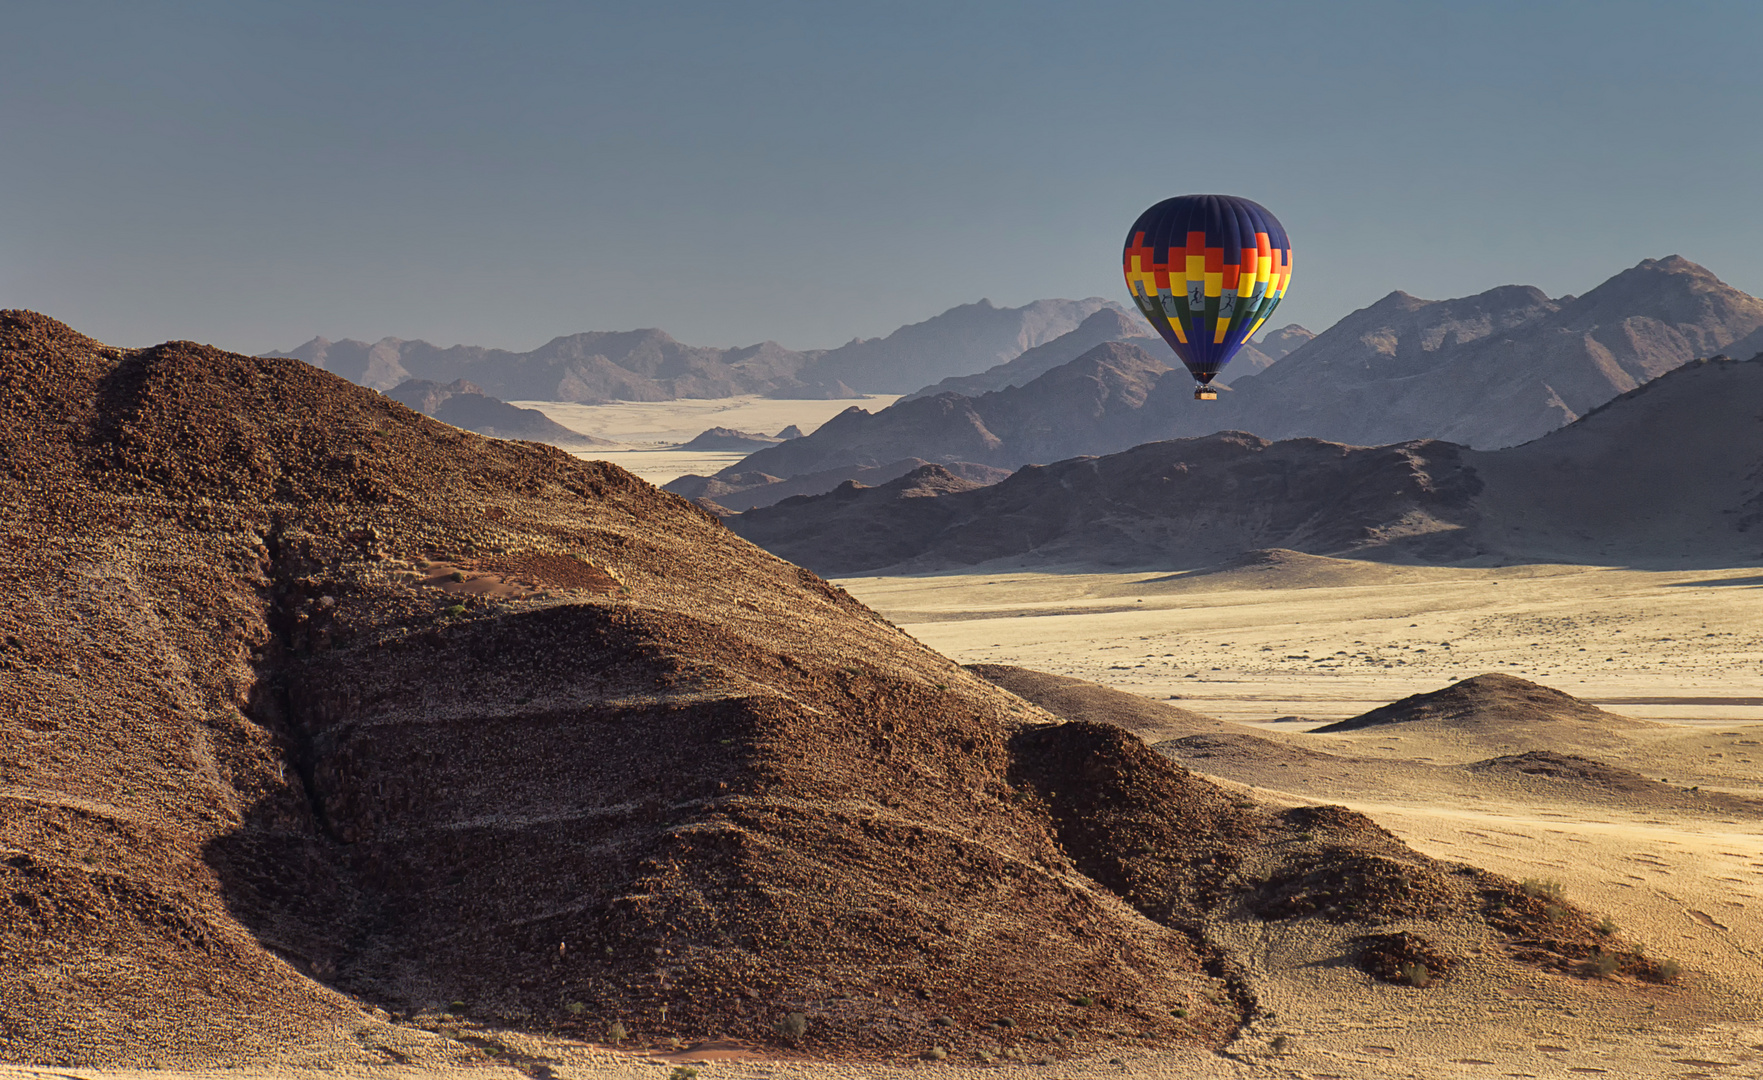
[1193,387,1218,400]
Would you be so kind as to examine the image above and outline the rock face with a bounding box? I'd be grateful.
[267,298,1112,401]
[385,378,613,446]
[1161,256,1763,449]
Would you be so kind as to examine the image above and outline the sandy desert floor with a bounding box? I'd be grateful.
[13,557,1762,1079]
[839,558,1763,727]
[511,395,901,484]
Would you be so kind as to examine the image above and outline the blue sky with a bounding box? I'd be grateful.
[3,0,1759,355]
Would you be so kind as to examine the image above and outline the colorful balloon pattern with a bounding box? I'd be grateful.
[1122,194,1292,385]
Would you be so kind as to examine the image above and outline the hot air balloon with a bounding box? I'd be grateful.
[1122,195,1292,399]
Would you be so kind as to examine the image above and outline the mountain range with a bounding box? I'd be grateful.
[677,257,1763,510]
[726,352,1763,575]
[1162,256,1763,450]
[902,308,1311,401]
[265,297,1113,402]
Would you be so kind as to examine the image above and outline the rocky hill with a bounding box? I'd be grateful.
[7,309,1666,1065]
[267,297,1110,402]
[727,353,1763,574]
[385,378,613,446]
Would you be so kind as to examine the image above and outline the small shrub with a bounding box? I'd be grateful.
[1543,902,1566,923]
[566,1002,585,1017]
[1595,915,1619,936]
[607,1020,627,1044]
[1520,878,1564,901]
[448,570,467,582]
[445,603,467,617]
[1401,962,1432,988]
[924,1046,947,1061]
[1171,1007,1188,1018]
[1072,994,1094,1007]
[668,1068,698,1080]
[1580,951,1620,978]
[1656,958,1683,983]
[1269,1034,1290,1054]
[776,1012,808,1041]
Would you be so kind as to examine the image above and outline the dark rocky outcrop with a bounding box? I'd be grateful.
[726,352,1763,574]
[385,378,612,445]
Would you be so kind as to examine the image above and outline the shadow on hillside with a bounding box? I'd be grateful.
[1663,574,1763,588]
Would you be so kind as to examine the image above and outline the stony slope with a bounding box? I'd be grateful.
[726,354,1763,574]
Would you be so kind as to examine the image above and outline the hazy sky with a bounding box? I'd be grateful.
[4,0,1760,355]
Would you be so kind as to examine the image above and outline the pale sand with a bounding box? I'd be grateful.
[18,559,1763,1078]
[510,396,901,485]
[839,561,1763,725]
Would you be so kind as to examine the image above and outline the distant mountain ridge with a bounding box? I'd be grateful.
[727,353,1763,575]
[672,341,1176,499]
[266,297,1113,402]
[1161,256,1763,449]
[903,310,1310,401]
[688,257,1763,507]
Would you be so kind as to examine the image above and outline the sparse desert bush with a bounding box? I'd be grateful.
[1580,951,1621,978]
[668,1068,698,1080]
[1269,1034,1290,1054]
[607,1020,627,1044]
[1401,962,1432,988]
[566,1001,585,1016]
[924,1046,947,1061]
[1595,915,1619,936]
[445,603,467,617]
[1656,958,1683,983]
[776,1011,808,1041]
[1520,878,1564,901]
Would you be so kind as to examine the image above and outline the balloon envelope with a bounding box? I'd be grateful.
[1122,195,1292,385]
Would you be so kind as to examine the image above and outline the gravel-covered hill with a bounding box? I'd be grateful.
[0,311,1670,1067]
